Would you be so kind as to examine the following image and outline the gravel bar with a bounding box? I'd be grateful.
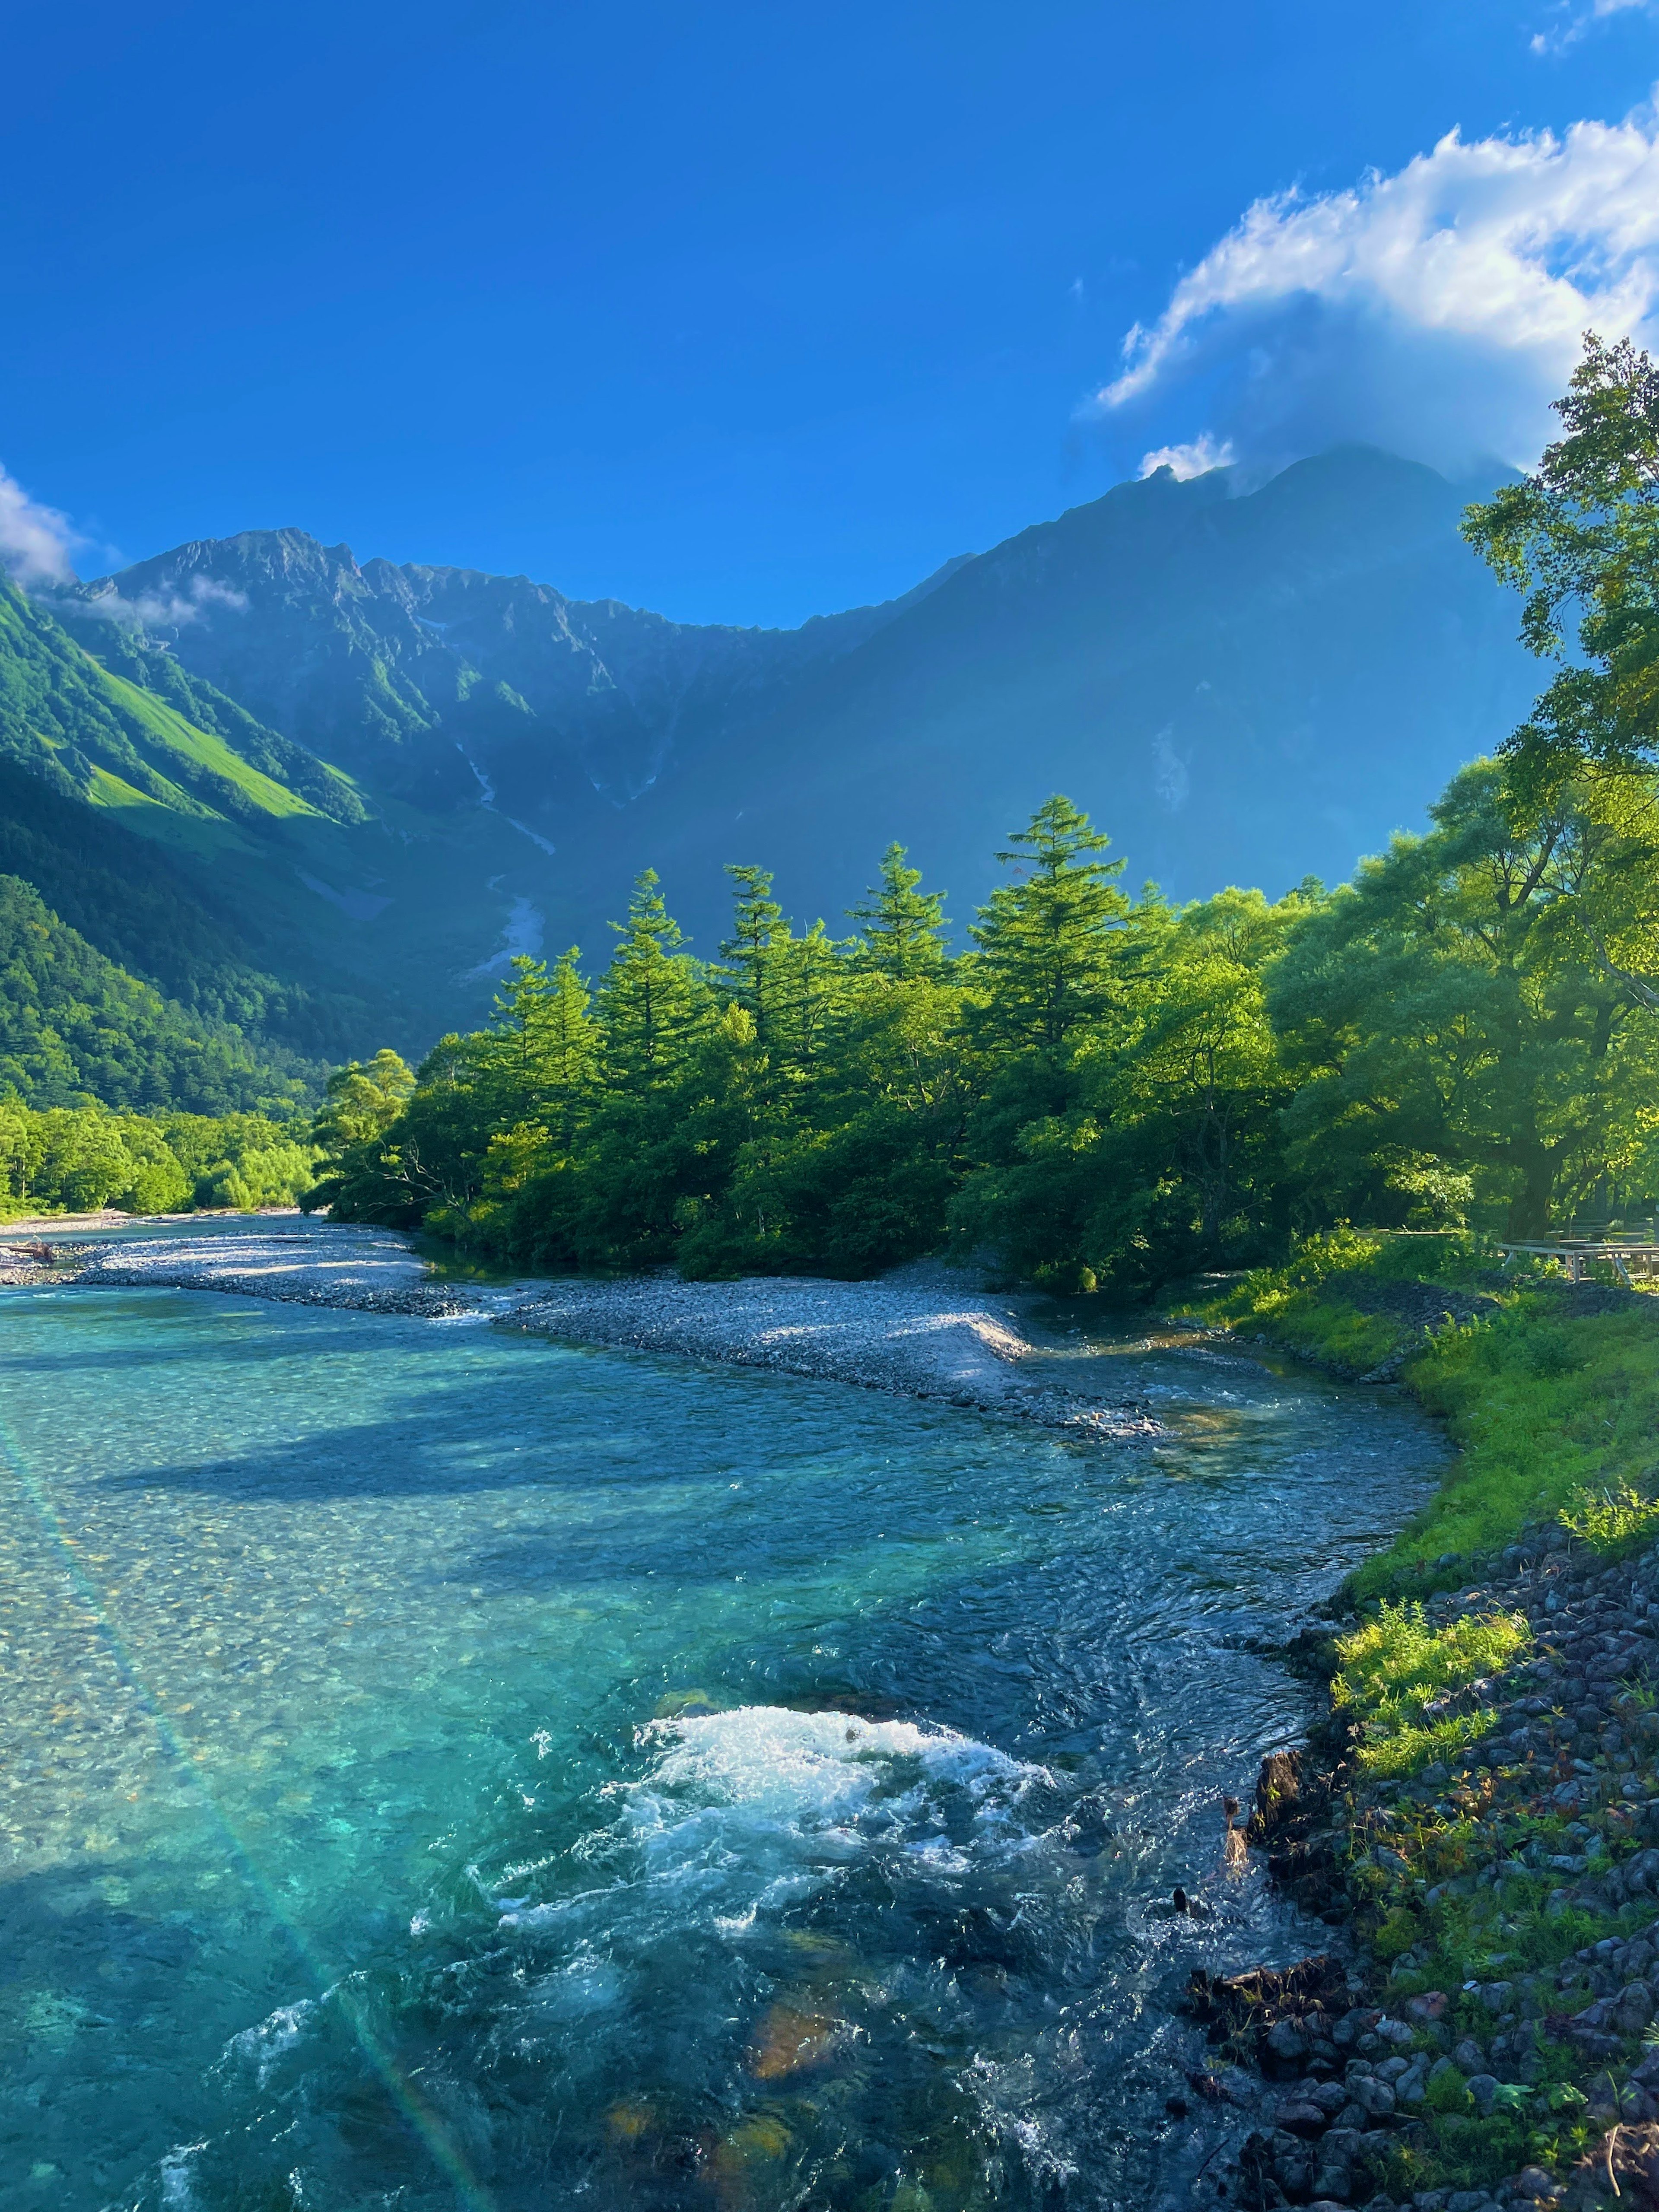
[3,1226,1162,1438]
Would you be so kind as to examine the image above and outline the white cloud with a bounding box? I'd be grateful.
[0,464,247,629]
[1090,106,1659,478]
[74,572,250,628]
[1138,433,1236,480]
[0,463,78,587]
[1532,0,1659,57]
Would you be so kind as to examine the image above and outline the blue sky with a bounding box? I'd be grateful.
[3,0,1658,624]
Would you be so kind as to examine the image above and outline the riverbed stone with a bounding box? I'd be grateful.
[1465,2072,1500,2115]
[1348,2074,1397,2119]
[1278,2099,1329,2137]
[1396,2060,1429,2105]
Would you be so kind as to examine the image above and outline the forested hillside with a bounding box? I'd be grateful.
[310,765,1659,1287]
[0,755,381,1061]
[0,874,315,1116]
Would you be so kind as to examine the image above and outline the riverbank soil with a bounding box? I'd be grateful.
[1193,1233,1659,2212]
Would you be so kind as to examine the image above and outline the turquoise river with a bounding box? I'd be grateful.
[0,1262,1447,2211]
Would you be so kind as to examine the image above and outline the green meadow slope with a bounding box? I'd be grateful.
[0,580,364,836]
[0,582,408,1104]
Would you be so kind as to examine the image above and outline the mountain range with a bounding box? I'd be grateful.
[0,444,1541,1093]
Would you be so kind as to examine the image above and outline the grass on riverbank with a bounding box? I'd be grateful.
[1333,1600,1532,1777]
[1193,1229,1659,1597]
[1195,1234,1659,2202]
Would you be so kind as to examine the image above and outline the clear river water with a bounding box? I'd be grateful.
[0,1266,1447,2212]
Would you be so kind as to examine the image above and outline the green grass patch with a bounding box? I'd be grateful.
[1560,1479,1659,1556]
[85,759,214,820]
[1198,1227,1487,1375]
[1333,1601,1530,1775]
[1362,1298,1659,1592]
[99,670,319,819]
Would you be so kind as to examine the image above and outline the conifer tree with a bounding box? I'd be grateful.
[969,796,1129,1049]
[489,950,599,1144]
[596,871,709,1089]
[717,865,787,1046]
[783,918,841,1068]
[849,843,947,978]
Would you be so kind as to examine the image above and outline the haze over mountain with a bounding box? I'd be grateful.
[0,445,1541,1074]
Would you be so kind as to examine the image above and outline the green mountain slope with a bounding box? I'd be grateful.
[0,754,380,1060]
[0,582,505,1060]
[86,449,1542,970]
[0,874,313,1114]
[0,580,365,839]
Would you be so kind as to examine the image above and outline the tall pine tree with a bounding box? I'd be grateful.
[849,843,948,979]
[597,872,710,1089]
[969,797,1129,1050]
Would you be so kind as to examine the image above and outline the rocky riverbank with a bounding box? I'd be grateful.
[1194,1526,1659,2212]
[1,1226,1162,1438]
[1185,1235,1659,2212]
[499,1270,1162,1436]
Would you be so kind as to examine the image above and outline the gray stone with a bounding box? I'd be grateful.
[1278,2100,1328,2138]
[1396,2061,1430,2105]
[1454,2037,1486,2073]
[1348,2073,1397,2118]
[1265,2015,1309,2066]
[1464,2072,1500,2115]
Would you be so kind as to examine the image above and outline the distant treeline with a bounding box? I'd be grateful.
[310,747,1659,1288]
[0,1102,315,1221]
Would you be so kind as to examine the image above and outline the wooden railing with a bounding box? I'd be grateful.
[1497,1238,1659,1285]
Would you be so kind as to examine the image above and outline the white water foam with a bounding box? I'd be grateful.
[157,2139,209,2208]
[216,1999,316,2088]
[498,1706,1054,1940]
[638,1705,1043,1824]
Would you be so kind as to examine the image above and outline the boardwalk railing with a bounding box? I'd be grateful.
[1497,1238,1659,1286]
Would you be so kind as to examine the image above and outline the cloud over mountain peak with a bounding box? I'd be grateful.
[1095,104,1659,479]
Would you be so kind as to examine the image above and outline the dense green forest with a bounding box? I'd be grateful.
[0,875,317,1118]
[0,1099,315,1220]
[312,340,1659,1290]
[0,857,324,1218]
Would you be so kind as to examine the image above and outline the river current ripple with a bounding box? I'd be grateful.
[0,1277,1446,2211]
